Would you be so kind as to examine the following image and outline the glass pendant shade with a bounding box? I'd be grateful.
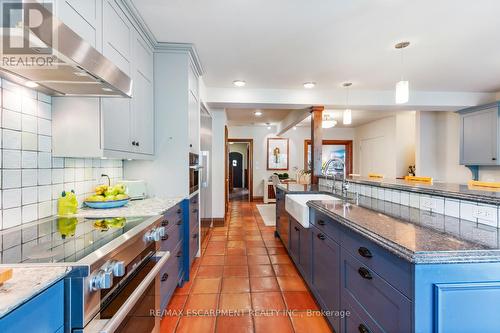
[395,80,409,104]
[343,109,352,125]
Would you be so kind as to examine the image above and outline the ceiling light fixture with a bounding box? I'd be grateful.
[293,126,297,130]
[266,123,272,130]
[102,87,113,92]
[322,114,337,129]
[303,82,316,89]
[342,82,352,125]
[25,81,38,88]
[233,80,246,87]
[395,41,410,104]
[254,111,262,116]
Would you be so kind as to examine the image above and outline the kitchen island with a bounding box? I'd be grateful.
[276,183,500,333]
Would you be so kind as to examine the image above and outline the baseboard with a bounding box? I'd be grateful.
[212,218,225,227]
[252,196,264,202]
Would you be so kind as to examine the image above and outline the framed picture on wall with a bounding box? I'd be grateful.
[267,138,289,170]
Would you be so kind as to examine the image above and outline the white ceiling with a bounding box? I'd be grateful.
[133,0,500,93]
[226,108,404,128]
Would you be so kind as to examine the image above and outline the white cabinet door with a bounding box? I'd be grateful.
[55,0,100,48]
[102,0,131,75]
[188,90,199,153]
[460,107,499,165]
[132,72,154,155]
[102,97,132,152]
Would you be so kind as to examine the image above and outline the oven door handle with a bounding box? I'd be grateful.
[99,251,171,333]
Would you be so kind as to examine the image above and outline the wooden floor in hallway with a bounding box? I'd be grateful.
[160,200,334,333]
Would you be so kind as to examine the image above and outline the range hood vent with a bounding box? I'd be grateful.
[0,5,132,97]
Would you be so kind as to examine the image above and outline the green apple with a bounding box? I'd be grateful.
[104,195,116,201]
[114,184,126,195]
[115,194,129,200]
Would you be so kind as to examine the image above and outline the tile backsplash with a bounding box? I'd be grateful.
[0,79,123,230]
[319,178,500,228]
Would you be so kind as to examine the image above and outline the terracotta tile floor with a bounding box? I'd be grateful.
[160,201,334,333]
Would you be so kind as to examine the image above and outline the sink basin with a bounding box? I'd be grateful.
[285,194,339,228]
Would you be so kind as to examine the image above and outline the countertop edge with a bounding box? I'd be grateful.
[307,201,500,264]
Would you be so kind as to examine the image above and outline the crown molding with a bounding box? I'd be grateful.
[118,0,205,76]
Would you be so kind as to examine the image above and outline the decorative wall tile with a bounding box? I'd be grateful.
[445,199,460,218]
[0,79,123,230]
[459,201,477,222]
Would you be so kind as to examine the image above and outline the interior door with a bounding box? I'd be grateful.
[230,152,243,188]
[225,126,229,213]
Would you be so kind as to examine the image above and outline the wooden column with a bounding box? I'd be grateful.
[310,106,324,184]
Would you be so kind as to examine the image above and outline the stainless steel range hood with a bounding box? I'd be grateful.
[0,11,132,97]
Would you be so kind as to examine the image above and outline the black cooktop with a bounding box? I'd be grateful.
[0,216,150,264]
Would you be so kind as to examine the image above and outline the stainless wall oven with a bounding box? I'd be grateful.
[189,153,201,194]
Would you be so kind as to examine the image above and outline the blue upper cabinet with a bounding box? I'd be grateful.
[458,102,500,165]
[0,280,64,333]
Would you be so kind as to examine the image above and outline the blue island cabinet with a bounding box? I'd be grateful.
[0,280,64,333]
[305,207,500,333]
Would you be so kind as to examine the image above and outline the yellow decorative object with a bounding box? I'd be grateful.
[368,173,384,179]
[405,176,433,183]
[0,268,13,286]
[467,180,500,189]
[58,190,78,216]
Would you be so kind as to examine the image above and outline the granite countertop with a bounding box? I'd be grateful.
[72,197,185,218]
[308,198,500,264]
[0,266,70,318]
[335,176,500,205]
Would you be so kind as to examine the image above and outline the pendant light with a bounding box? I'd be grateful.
[322,113,337,128]
[395,41,410,104]
[342,82,352,125]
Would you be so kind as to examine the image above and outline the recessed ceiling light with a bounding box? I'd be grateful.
[254,111,262,116]
[25,81,38,88]
[266,123,271,130]
[303,82,316,89]
[233,80,246,87]
[102,87,113,92]
[293,126,297,130]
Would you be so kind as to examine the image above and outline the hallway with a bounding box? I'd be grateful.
[160,201,333,333]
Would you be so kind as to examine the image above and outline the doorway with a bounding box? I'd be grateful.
[227,139,253,202]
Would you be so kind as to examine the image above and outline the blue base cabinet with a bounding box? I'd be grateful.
[284,205,500,333]
[0,280,64,333]
[182,194,200,283]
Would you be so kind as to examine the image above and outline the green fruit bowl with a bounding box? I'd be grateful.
[84,198,130,209]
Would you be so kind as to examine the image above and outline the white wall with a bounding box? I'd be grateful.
[211,110,227,218]
[228,125,355,197]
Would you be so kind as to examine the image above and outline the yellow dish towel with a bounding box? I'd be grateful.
[468,180,500,189]
[368,173,384,179]
[405,176,433,183]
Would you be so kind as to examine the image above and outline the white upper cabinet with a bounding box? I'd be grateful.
[102,0,131,75]
[459,104,500,166]
[52,0,155,159]
[54,0,102,49]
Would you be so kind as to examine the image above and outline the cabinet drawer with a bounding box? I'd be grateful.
[160,223,182,252]
[189,227,200,265]
[342,295,384,333]
[310,209,341,243]
[340,227,412,298]
[160,245,182,310]
[341,249,412,333]
[0,280,64,333]
[162,204,183,229]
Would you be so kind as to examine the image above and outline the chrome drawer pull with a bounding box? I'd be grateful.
[358,267,373,280]
[358,247,373,258]
[317,233,326,240]
[358,324,371,333]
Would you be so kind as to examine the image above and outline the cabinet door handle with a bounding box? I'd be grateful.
[176,251,182,258]
[192,209,198,213]
[161,235,169,241]
[358,324,371,333]
[177,208,182,214]
[294,226,300,231]
[161,273,169,282]
[317,219,326,226]
[193,233,198,239]
[358,267,373,280]
[132,141,137,146]
[176,220,182,226]
[162,220,169,227]
[317,233,326,240]
[493,157,497,161]
[136,141,140,146]
[358,247,373,258]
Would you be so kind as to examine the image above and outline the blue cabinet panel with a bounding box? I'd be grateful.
[342,295,384,333]
[289,217,300,262]
[160,243,183,311]
[0,280,64,333]
[341,249,412,333]
[310,209,341,243]
[340,224,412,298]
[310,225,341,332]
[299,224,312,282]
